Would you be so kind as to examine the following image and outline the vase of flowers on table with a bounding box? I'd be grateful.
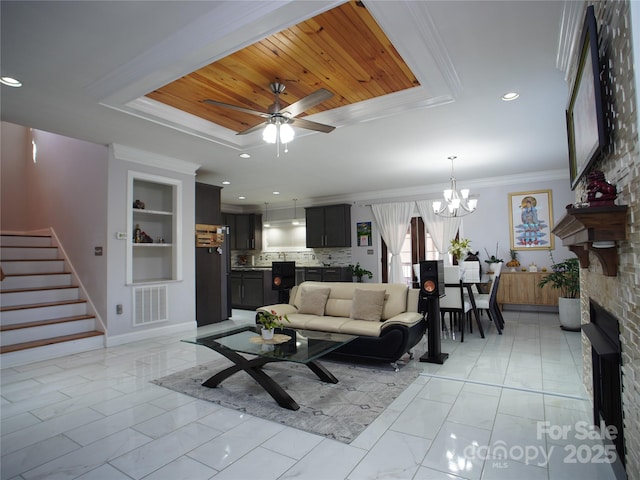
[257,310,290,340]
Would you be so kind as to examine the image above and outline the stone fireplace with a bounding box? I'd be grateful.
[561,2,640,479]
[583,300,624,470]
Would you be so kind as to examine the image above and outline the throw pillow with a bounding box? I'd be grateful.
[297,287,331,315]
[350,288,386,321]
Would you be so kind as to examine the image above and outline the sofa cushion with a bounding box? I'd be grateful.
[297,286,331,315]
[350,288,386,321]
[291,282,409,320]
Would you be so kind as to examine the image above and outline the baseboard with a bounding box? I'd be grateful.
[105,320,196,347]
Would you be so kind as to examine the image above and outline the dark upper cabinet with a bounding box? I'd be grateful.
[196,183,222,225]
[223,213,262,250]
[305,204,351,248]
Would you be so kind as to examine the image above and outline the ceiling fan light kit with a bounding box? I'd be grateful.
[433,156,478,218]
[204,81,335,156]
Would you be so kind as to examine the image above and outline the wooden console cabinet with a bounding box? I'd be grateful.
[496,272,560,308]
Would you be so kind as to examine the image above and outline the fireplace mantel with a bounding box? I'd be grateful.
[551,205,628,276]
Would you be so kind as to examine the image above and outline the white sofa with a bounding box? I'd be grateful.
[257,281,426,364]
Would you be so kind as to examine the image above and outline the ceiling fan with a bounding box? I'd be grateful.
[203,82,336,138]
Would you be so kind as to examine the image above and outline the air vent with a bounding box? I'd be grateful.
[133,285,168,326]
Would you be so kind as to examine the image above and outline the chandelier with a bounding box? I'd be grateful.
[432,156,478,217]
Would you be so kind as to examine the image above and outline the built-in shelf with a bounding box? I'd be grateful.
[551,205,628,276]
[127,172,183,285]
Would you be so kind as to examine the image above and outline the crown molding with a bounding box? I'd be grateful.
[111,144,200,175]
[221,169,570,212]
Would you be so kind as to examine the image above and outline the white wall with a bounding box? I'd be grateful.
[0,123,29,229]
[1,123,201,346]
[461,177,575,269]
[350,204,380,281]
[1,122,110,324]
[105,146,199,343]
[352,175,575,281]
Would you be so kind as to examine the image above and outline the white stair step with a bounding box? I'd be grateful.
[1,286,80,307]
[1,246,59,260]
[0,332,104,367]
[1,317,96,346]
[1,259,66,275]
[0,235,52,247]
[1,300,88,324]
[0,273,73,290]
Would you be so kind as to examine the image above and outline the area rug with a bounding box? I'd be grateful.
[151,357,421,443]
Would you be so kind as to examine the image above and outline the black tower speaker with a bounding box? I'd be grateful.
[418,259,448,364]
[419,260,445,297]
[272,261,295,290]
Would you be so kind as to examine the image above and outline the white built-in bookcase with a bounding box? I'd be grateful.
[126,171,182,284]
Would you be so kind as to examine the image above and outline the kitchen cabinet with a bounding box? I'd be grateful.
[497,272,560,308]
[305,204,351,248]
[231,269,278,309]
[303,267,351,282]
[223,213,262,250]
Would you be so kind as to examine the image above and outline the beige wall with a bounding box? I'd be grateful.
[1,122,110,324]
[1,123,30,230]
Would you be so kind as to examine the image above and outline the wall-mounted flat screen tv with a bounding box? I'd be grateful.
[566,5,607,190]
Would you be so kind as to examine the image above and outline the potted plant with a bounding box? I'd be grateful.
[484,243,504,273]
[448,238,472,263]
[257,310,290,340]
[538,256,580,331]
[348,262,373,282]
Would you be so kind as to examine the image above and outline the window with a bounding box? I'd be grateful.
[382,217,439,285]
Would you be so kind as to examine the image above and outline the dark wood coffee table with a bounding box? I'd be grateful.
[182,325,355,410]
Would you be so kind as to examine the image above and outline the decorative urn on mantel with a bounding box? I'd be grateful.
[552,171,629,276]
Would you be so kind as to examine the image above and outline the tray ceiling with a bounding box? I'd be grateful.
[146,1,419,133]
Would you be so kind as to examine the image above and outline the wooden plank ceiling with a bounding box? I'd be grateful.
[146,1,419,133]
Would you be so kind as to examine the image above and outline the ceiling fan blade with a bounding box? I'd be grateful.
[290,117,335,133]
[203,99,269,118]
[236,121,268,136]
[280,88,333,118]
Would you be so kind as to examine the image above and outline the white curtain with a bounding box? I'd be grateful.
[416,200,462,265]
[371,202,414,284]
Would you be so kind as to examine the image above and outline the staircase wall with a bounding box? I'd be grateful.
[1,122,109,325]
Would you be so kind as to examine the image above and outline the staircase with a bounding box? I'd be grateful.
[1,233,104,367]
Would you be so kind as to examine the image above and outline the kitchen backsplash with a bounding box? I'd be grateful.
[232,248,352,268]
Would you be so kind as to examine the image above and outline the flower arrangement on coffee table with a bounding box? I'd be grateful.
[257,310,290,340]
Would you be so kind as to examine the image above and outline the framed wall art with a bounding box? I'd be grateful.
[508,190,554,250]
[566,5,607,190]
[357,221,372,246]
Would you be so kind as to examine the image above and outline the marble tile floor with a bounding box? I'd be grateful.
[1,309,621,480]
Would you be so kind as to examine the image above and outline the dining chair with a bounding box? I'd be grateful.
[439,267,473,341]
[460,260,481,283]
[474,265,504,334]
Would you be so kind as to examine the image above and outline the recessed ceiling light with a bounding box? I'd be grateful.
[273,191,280,195]
[0,76,22,87]
[501,92,519,101]
[238,196,246,200]
[239,153,251,158]
[222,181,230,185]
